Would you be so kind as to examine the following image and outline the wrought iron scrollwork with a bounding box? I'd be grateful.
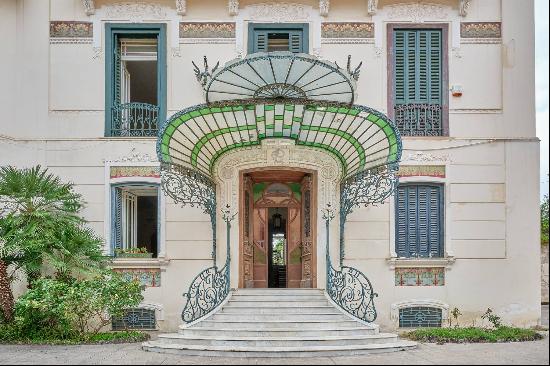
[111,102,159,137]
[161,162,217,262]
[327,265,378,323]
[324,205,378,323]
[339,163,399,265]
[181,205,236,324]
[181,262,230,323]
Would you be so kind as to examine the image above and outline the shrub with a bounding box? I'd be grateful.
[13,272,143,338]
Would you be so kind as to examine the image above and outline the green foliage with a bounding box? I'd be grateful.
[449,307,462,328]
[0,324,149,345]
[0,165,107,322]
[403,326,543,343]
[542,195,549,245]
[481,308,502,329]
[0,165,104,280]
[13,273,143,338]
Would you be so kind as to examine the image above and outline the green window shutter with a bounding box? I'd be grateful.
[289,31,303,53]
[395,185,444,258]
[113,34,122,106]
[253,30,269,53]
[395,187,408,256]
[393,29,442,105]
[112,187,123,251]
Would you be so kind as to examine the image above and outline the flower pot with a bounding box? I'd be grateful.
[115,252,153,258]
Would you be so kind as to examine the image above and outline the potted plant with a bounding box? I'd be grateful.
[115,247,153,258]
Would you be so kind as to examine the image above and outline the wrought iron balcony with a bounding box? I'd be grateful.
[111,102,159,137]
[394,103,443,137]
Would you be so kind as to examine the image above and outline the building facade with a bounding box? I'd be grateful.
[0,0,541,333]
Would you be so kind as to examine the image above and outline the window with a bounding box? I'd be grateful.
[112,308,156,330]
[389,26,448,136]
[112,185,160,258]
[105,24,166,137]
[395,184,444,258]
[399,307,442,328]
[248,23,309,53]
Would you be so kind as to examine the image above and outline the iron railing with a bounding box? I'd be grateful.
[324,205,378,323]
[111,102,159,137]
[394,103,443,136]
[181,206,235,324]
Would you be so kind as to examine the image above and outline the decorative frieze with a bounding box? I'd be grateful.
[461,22,501,39]
[180,22,236,38]
[395,267,445,286]
[113,268,161,287]
[397,165,446,178]
[50,21,93,38]
[110,166,161,179]
[228,0,239,16]
[321,22,374,39]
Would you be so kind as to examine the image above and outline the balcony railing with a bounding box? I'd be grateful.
[394,103,443,136]
[111,102,159,137]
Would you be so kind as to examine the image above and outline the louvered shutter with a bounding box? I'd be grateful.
[417,186,430,257]
[113,34,122,105]
[113,187,123,251]
[395,185,443,258]
[289,31,303,53]
[395,187,408,257]
[428,186,444,257]
[393,29,442,105]
[253,31,269,53]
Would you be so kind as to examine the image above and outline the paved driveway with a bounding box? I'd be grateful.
[0,336,548,365]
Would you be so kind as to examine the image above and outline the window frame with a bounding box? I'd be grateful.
[110,183,161,257]
[387,23,449,136]
[247,23,310,54]
[394,182,445,259]
[105,23,167,137]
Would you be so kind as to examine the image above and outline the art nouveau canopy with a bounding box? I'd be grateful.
[158,52,402,182]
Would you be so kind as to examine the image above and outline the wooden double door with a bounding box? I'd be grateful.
[240,170,315,288]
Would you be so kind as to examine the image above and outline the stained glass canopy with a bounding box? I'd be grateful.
[203,52,358,105]
[159,52,401,181]
[158,100,401,180]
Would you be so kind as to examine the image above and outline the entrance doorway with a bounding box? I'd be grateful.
[240,169,316,288]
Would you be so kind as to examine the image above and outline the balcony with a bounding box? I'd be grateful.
[110,102,159,137]
[394,103,443,137]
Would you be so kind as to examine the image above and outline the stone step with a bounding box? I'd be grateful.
[179,327,379,337]
[230,294,327,301]
[226,300,329,307]
[197,319,362,329]
[142,340,418,358]
[235,289,323,294]
[210,313,349,322]
[220,306,339,314]
[157,333,398,347]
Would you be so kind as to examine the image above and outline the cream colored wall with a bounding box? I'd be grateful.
[0,0,540,331]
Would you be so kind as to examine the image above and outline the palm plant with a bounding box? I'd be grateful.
[0,166,105,322]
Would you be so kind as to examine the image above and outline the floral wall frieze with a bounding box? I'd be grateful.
[110,166,161,179]
[50,21,93,38]
[397,165,446,178]
[321,22,374,39]
[395,267,445,286]
[180,22,236,38]
[113,268,161,287]
[460,22,501,39]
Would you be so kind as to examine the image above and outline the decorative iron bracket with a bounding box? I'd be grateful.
[192,56,220,90]
[335,55,363,82]
[160,162,217,262]
[339,163,399,266]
